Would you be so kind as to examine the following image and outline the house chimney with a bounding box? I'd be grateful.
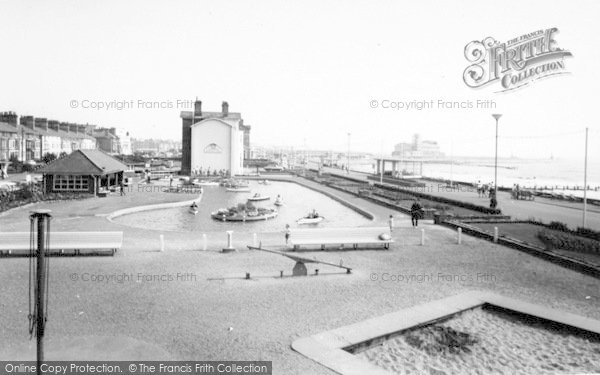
[20,116,35,129]
[194,99,202,118]
[35,118,49,132]
[0,111,18,126]
[60,122,70,133]
[48,120,60,132]
[222,101,229,117]
[8,112,18,126]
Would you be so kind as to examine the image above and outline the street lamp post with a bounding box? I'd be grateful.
[583,127,589,228]
[492,114,502,200]
[379,139,384,184]
[346,133,351,174]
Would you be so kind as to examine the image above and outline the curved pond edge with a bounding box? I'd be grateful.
[290,179,375,220]
[106,193,203,222]
[105,177,374,225]
[240,175,375,220]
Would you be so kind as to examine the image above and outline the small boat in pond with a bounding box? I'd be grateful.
[221,178,250,188]
[248,193,270,201]
[274,197,283,206]
[297,210,324,224]
[297,216,324,224]
[226,187,251,192]
[193,179,220,186]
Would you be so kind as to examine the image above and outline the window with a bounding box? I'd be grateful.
[53,175,89,191]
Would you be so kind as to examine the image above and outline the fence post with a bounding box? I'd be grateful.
[420,229,425,246]
[457,227,462,245]
[493,227,498,243]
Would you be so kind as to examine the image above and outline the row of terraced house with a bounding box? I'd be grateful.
[0,111,131,163]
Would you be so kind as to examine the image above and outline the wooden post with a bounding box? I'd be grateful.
[457,227,462,244]
[493,227,498,243]
[420,229,425,246]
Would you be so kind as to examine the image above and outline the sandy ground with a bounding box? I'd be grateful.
[1,179,600,374]
[357,307,600,374]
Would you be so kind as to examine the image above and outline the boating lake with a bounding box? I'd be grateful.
[112,180,372,233]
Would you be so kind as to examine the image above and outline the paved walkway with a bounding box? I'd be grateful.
[324,168,600,229]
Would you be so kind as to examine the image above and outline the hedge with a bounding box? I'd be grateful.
[538,229,600,254]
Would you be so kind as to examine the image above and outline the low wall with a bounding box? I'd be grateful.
[106,193,203,221]
[373,182,502,215]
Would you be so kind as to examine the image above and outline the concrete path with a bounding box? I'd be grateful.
[323,167,600,229]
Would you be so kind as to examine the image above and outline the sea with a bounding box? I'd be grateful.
[347,156,600,199]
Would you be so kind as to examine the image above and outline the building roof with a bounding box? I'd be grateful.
[0,122,18,134]
[180,111,242,120]
[39,149,127,175]
[190,117,240,129]
[0,121,95,140]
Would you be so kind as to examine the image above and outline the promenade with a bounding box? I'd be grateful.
[323,168,600,230]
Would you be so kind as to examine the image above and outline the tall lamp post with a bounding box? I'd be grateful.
[492,114,502,199]
[583,127,589,228]
[346,133,351,174]
[379,139,384,184]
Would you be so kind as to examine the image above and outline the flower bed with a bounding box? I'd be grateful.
[0,185,90,213]
[538,229,600,255]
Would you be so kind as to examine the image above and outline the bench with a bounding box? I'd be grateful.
[288,226,393,250]
[0,232,123,256]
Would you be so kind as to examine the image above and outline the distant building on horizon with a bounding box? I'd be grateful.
[392,134,444,159]
[93,127,132,155]
[180,100,250,176]
[131,138,182,156]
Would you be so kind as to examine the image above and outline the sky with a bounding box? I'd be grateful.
[1,0,599,161]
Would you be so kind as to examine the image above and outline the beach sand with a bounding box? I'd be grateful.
[356,307,600,375]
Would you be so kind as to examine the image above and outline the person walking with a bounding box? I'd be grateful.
[120,181,126,196]
[410,198,422,227]
[388,214,394,232]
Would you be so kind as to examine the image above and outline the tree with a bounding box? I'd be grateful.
[59,151,68,158]
[42,152,57,164]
